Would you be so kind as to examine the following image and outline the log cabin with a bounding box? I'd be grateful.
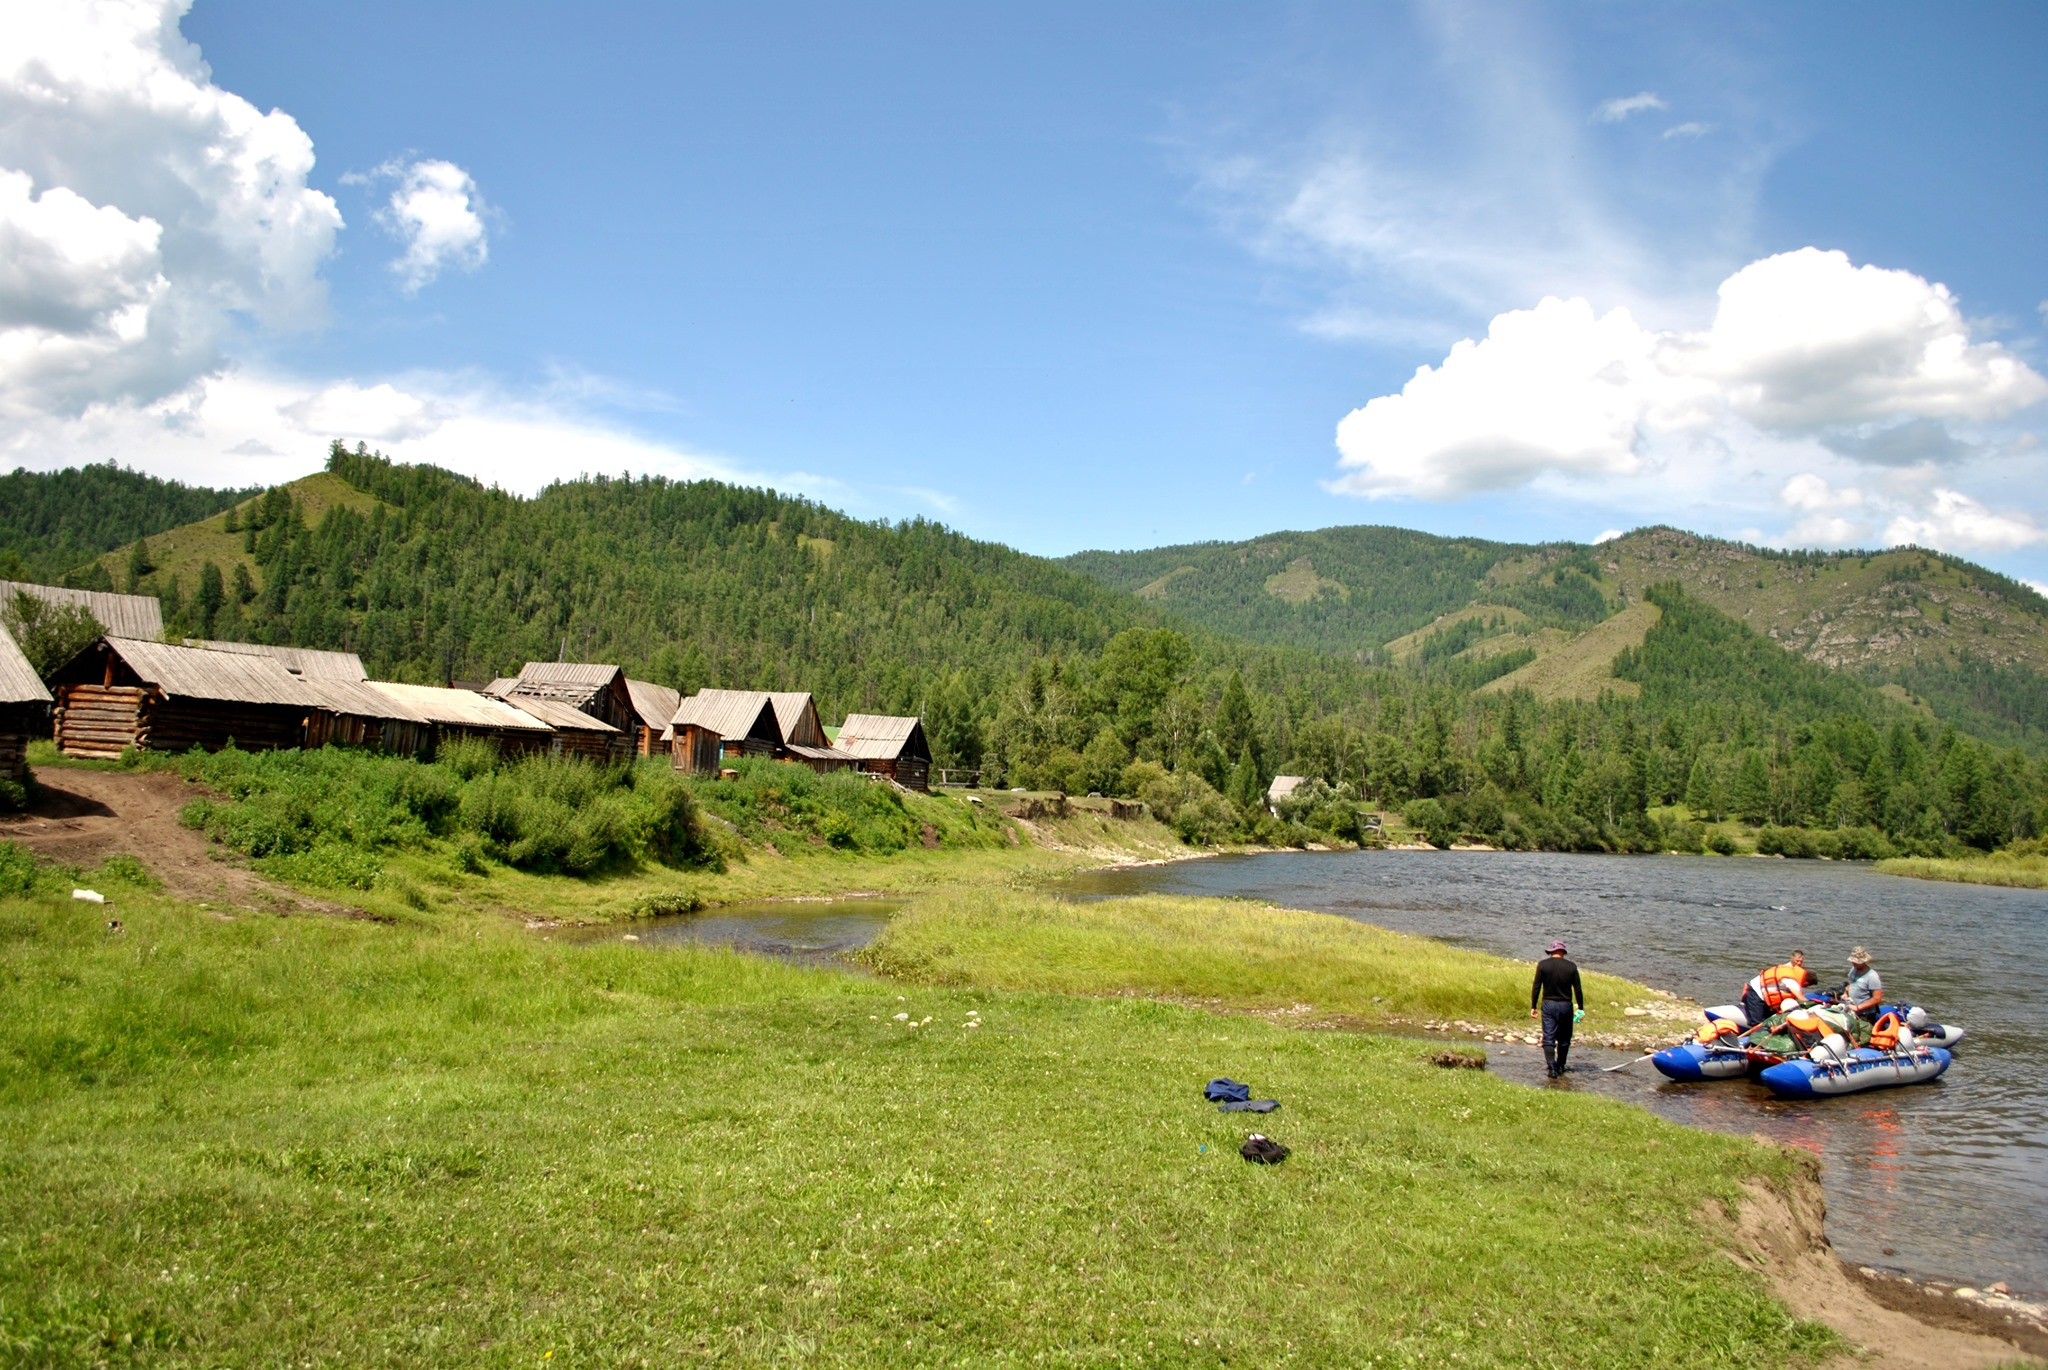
[832,714,933,791]
[0,623,52,782]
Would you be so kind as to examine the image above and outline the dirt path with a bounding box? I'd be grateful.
[0,767,365,916]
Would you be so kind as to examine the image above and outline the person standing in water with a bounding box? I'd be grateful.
[1530,940,1585,1078]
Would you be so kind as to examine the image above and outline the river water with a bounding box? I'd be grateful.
[1061,850,2048,1296]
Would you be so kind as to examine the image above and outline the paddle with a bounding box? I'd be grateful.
[1602,1053,1656,1073]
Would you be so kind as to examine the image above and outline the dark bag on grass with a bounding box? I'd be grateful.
[1240,1135,1289,1165]
[1204,1078,1252,1103]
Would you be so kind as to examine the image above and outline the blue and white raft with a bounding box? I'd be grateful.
[1760,1045,1952,1098]
[1649,1040,1759,1082]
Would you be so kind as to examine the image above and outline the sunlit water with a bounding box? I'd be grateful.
[1060,850,2048,1295]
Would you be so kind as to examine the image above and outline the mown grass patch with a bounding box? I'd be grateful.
[860,889,1667,1033]
[0,882,1830,1368]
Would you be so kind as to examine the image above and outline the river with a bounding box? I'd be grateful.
[1061,850,2048,1297]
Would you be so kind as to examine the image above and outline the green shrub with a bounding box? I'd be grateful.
[0,841,41,897]
[1704,829,1739,856]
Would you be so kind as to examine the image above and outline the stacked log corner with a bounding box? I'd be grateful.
[54,684,150,760]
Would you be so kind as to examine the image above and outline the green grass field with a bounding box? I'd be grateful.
[0,861,1846,1368]
[1875,852,2048,890]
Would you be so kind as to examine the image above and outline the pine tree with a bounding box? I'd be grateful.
[1733,750,1772,824]
[1684,754,1718,820]
[197,561,225,639]
[125,537,152,594]
[1214,671,1257,770]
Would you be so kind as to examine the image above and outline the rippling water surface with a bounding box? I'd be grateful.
[1062,850,2048,1295]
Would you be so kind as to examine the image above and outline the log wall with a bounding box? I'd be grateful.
[55,684,148,759]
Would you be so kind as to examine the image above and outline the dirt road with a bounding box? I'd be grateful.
[0,767,363,915]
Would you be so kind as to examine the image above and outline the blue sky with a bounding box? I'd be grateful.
[4,2,2045,582]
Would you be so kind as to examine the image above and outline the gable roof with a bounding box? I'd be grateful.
[507,695,620,732]
[89,637,320,707]
[186,639,367,680]
[624,678,681,731]
[0,624,51,705]
[363,682,554,732]
[832,713,929,761]
[300,677,428,723]
[503,661,626,708]
[666,688,782,743]
[766,691,826,746]
[0,580,162,640]
[1267,775,1307,804]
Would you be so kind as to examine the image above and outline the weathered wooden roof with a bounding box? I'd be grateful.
[767,691,826,746]
[784,742,848,764]
[0,580,163,639]
[508,695,620,732]
[625,679,681,731]
[506,661,625,708]
[666,688,782,742]
[300,677,428,723]
[0,623,52,705]
[482,677,519,697]
[186,639,368,680]
[97,637,320,706]
[363,682,553,731]
[1266,775,1306,804]
[833,713,928,761]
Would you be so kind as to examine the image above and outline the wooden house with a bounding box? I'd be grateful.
[832,714,933,791]
[624,679,681,758]
[0,623,52,781]
[362,682,556,758]
[300,678,433,756]
[0,581,163,639]
[500,693,624,762]
[664,689,784,774]
[763,691,851,772]
[498,661,635,727]
[50,637,319,757]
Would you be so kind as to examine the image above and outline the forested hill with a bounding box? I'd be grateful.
[75,446,1181,722]
[0,464,254,583]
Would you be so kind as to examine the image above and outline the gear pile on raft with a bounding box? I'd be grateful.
[1648,946,1965,1099]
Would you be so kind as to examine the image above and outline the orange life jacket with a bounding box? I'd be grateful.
[1758,963,1809,1011]
[1869,1012,1904,1051]
[1696,1020,1740,1046]
[1780,1008,1830,1049]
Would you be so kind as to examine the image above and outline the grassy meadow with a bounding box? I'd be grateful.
[860,890,1667,1034]
[1875,849,2048,890]
[0,869,1841,1369]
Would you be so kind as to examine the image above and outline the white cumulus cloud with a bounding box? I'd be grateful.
[1332,248,2046,503]
[366,158,490,293]
[1662,122,1713,140]
[1596,92,1666,123]
[0,0,342,418]
[1882,490,2044,553]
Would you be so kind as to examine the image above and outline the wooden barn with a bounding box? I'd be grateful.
[664,689,784,774]
[624,679,681,758]
[492,662,638,741]
[832,714,933,791]
[50,637,318,757]
[363,682,557,759]
[300,678,433,756]
[0,581,163,639]
[186,639,367,680]
[500,693,624,762]
[0,623,52,782]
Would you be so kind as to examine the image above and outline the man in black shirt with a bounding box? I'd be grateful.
[1529,940,1585,1078]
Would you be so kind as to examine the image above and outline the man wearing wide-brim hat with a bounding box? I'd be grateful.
[1842,947,1885,1022]
[1529,940,1584,1078]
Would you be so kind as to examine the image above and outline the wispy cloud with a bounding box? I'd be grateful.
[1662,121,1713,140]
[1596,91,1666,123]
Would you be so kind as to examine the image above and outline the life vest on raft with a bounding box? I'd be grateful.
[1754,963,1811,1012]
[1696,1019,1741,1046]
[1869,1011,1905,1051]
[1780,1008,1831,1050]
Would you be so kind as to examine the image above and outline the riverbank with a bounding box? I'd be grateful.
[1876,851,2048,890]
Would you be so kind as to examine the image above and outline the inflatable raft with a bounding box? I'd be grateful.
[1759,1045,1952,1098]
[1652,1005,1964,1083]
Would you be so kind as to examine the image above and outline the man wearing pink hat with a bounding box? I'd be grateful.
[1529,940,1585,1078]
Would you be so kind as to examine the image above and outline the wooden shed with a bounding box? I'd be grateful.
[300,678,433,756]
[0,623,52,782]
[664,689,784,775]
[50,637,317,757]
[504,694,624,763]
[0,581,163,639]
[362,682,556,759]
[832,714,933,791]
[494,662,638,750]
[624,679,681,758]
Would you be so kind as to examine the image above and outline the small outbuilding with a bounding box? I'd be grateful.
[664,689,784,774]
[502,693,624,762]
[832,714,933,791]
[0,623,53,781]
[1266,775,1306,816]
[624,679,682,758]
[363,682,557,758]
[50,637,318,757]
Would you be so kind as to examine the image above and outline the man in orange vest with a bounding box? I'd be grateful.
[1739,950,1815,1028]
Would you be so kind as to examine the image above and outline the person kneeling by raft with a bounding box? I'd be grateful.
[1739,951,1817,1028]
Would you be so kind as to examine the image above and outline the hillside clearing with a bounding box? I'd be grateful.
[1480,600,1661,700]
